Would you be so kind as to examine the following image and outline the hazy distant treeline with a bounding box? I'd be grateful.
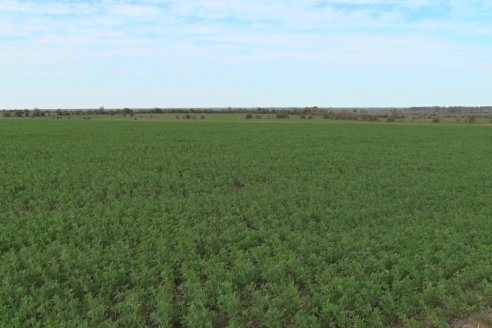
[1,106,491,118]
[409,106,492,113]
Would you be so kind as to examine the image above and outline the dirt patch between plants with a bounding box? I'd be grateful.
[450,309,492,328]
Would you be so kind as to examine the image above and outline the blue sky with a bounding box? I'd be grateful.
[1,0,492,108]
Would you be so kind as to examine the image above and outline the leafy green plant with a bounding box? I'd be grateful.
[0,119,491,327]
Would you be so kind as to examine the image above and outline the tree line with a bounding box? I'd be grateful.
[2,106,491,119]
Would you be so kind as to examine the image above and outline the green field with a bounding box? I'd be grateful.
[1,119,491,327]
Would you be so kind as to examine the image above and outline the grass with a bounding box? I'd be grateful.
[1,119,491,327]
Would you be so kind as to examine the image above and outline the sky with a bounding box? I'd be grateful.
[1,0,492,109]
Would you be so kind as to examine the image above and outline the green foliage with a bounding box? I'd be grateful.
[1,120,491,327]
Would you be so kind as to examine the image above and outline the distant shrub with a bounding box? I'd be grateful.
[200,115,205,119]
[300,115,306,119]
[463,116,476,123]
[359,114,378,122]
[185,114,191,119]
[322,111,359,121]
[431,117,440,123]
[176,115,180,120]
[276,112,289,119]
[387,117,395,122]
[1,111,12,118]
[245,113,253,119]
[255,115,262,119]
[308,115,313,119]
[389,109,405,120]
[335,112,357,120]
[122,108,133,116]
[32,109,42,117]
[323,112,334,119]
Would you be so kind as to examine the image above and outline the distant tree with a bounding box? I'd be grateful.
[32,108,42,117]
[122,108,133,116]
[323,112,334,119]
[1,111,12,118]
[245,113,253,119]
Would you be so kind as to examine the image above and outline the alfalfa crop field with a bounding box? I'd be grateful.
[1,118,491,327]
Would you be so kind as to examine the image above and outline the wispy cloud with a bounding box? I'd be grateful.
[1,0,492,107]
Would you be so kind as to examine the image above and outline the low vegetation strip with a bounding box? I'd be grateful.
[0,120,491,327]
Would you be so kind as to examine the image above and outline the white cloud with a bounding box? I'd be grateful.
[0,0,97,15]
[110,3,163,18]
[1,1,492,71]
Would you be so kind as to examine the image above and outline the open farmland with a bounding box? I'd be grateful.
[1,119,491,327]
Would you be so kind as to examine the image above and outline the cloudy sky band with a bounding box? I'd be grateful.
[1,0,491,108]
